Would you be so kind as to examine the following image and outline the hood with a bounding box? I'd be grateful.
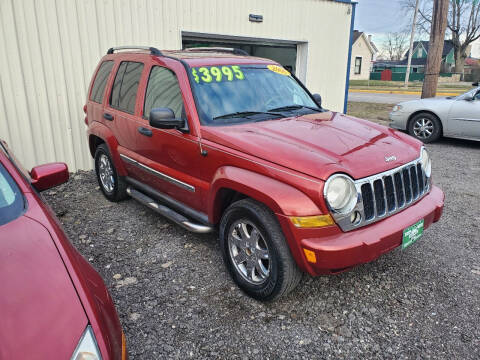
[0,215,87,359]
[201,112,421,180]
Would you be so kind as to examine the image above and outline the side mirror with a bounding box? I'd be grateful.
[472,82,479,86]
[149,108,184,129]
[31,162,69,191]
[312,93,322,107]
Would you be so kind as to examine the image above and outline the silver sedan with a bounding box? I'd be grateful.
[389,87,480,143]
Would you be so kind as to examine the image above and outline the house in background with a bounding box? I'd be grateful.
[372,40,456,81]
[350,30,377,80]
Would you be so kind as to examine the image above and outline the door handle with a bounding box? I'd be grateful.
[138,127,152,137]
[103,113,114,121]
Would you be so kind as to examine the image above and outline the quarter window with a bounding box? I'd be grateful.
[354,57,362,75]
[0,162,24,226]
[110,61,144,114]
[144,66,184,119]
[90,61,114,103]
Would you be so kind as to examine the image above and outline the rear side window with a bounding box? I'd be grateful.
[90,61,114,103]
[144,66,184,119]
[110,61,144,114]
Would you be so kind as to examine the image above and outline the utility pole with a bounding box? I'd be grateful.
[404,0,420,88]
[421,0,449,98]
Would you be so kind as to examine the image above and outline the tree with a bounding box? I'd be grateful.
[422,0,450,98]
[449,0,480,74]
[382,32,409,60]
[403,0,480,74]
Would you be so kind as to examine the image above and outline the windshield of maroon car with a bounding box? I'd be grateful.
[190,64,319,125]
[0,163,24,226]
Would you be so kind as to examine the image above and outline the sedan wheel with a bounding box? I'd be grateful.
[408,112,442,143]
[413,118,434,140]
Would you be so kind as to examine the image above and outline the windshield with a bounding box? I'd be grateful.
[189,64,320,125]
[455,86,480,100]
[0,162,24,226]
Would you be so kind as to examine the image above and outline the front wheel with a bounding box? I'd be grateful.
[219,199,302,301]
[408,112,442,143]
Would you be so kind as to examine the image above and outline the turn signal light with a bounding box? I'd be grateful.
[289,214,334,228]
[122,331,127,360]
[303,248,317,263]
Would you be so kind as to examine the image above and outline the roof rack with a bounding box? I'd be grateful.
[184,47,249,56]
[106,46,163,56]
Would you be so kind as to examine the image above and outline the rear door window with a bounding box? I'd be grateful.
[90,61,114,103]
[110,61,144,114]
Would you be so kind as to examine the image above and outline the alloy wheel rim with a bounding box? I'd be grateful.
[99,154,115,193]
[228,220,271,285]
[413,118,434,139]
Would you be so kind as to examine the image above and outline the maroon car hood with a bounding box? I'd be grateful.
[201,111,421,180]
[0,215,87,359]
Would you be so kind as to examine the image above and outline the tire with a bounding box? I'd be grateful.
[407,112,442,143]
[94,144,128,202]
[219,199,302,301]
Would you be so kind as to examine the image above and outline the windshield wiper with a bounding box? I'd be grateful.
[268,104,322,113]
[213,111,284,121]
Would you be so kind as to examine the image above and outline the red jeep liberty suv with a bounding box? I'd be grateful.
[85,46,444,301]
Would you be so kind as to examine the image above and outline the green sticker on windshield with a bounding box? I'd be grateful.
[192,65,245,84]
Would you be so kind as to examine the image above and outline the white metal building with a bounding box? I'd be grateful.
[0,0,355,171]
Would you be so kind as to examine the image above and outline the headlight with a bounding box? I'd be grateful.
[392,105,403,112]
[324,174,358,214]
[71,326,102,360]
[420,147,432,178]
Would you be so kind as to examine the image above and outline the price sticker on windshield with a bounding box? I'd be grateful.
[191,65,245,84]
[267,64,290,76]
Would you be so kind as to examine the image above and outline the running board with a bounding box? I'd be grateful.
[126,187,213,234]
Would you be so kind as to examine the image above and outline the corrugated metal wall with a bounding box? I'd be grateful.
[0,0,352,171]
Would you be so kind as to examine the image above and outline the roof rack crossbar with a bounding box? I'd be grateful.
[184,47,249,56]
[106,46,163,56]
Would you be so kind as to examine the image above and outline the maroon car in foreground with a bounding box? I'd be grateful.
[0,140,126,359]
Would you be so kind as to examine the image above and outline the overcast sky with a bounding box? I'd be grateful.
[354,0,412,46]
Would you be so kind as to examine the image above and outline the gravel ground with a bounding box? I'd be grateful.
[44,138,480,359]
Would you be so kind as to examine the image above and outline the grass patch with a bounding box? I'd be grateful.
[350,80,471,93]
[347,102,394,126]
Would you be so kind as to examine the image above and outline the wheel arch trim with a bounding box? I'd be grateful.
[88,122,127,176]
[208,166,323,224]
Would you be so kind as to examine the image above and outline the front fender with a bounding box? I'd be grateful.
[208,166,323,224]
[87,121,127,176]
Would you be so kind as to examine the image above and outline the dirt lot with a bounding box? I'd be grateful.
[347,102,393,126]
[44,137,480,359]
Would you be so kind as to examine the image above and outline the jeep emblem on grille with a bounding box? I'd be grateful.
[385,155,397,162]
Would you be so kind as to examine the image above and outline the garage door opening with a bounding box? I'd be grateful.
[182,32,307,81]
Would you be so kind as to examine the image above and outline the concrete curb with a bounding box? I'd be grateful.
[349,89,461,96]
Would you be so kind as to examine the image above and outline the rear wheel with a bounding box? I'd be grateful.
[408,112,442,143]
[94,144,127,202]
[219,199,302,301]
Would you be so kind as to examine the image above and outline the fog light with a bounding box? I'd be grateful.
[350,211,361,225]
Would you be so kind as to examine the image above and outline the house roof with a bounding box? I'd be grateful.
[373,58,426,67]
[404,40,454,58]
[353,30,363,44]
[352,30,377,55]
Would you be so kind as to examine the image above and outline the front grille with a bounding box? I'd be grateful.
[359,162,428,222]
[330,156,431,232]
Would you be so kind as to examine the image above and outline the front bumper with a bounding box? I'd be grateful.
[278,185,444,276]
[389,111,409,130]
